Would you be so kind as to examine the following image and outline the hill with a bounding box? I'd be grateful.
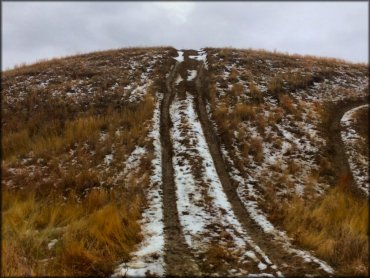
[2,47,368,276]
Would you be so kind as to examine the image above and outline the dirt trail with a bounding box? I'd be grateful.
[160,61,202,276]
[159,49,365,276]
[189,52,332,276]
[321,97,368,197]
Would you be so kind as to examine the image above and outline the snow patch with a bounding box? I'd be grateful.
[187,70,197,81]
[175,74,183,85]
[189,49,208,69]
[174,50,184,62]
[47,239,58,250]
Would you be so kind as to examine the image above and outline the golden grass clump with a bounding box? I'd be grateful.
[229,68,239,82]
[267,76,284,96]
[231,83,244,96]
[281,173,368,276]
[249,83,264,103]
[234,103,257,121]
[284,73,313,90]
[278,94,295,114]
[2,187,143,276]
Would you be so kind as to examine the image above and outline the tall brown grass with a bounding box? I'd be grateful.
[281,173,368,276]
[268,76,284,96]
[2,187,143,276]
[2,45,163,276]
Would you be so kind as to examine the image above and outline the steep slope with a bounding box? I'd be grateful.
[2,47,368,277]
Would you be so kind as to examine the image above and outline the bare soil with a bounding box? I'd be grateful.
[159,57,202,276]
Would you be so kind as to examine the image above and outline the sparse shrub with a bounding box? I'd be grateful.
[241,141,250,158]
[249,136,263,158]
[240,70,252,82]
[202,244,238,273]
[278,94,295,114]
[2,185,144,276]
[267,76,284,96]
[207,83,217,106]
[249,83,264,103]
[214,104,229,123]
[1,47,166,276]
[231,83,244,96]
[234,103,256,121]
[267,107,284,125]
[256,115,267,136]
[287,159,301,175]
[284,73,314,90]
[229,68,239,82]
[219,48,232,60]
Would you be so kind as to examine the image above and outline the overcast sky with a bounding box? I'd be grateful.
[2,1,368,69]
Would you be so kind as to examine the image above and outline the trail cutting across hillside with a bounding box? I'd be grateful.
[340,103,369,195]
[322,98,368,197]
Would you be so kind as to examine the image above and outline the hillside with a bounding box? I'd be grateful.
[2,47,368,277]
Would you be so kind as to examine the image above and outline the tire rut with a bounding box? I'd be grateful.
[160,61,202,276]
[321,97,368,197]
[190,54,332,276]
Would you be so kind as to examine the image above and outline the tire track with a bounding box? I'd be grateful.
[340,103,369,195]
[160,60,201,276]
[321,97,368,197]
[191,52,333,276]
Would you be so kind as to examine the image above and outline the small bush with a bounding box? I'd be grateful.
[278,94,295,114]
[231,83,244,96]
[234,103,256,121]
[268,76,284,96]
[284,73,314,90]
[249,83,264,103]
[229,68,239,82]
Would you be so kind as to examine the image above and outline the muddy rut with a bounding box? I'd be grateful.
[160,62,201,276]
[321,97,368,197]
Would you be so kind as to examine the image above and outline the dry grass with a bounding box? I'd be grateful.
[268,76,284,96]
[229,68,239,83]
[234,103,257,121]
[231,83,244,96]
[281,174,368,276]
[3,94,155,161]
[2,187,143,276]
[283,73,314,90]
[1,47,170,276]
[249,83,264,104]
[278,94,296,114]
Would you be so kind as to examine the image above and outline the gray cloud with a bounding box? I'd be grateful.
[2,1,368,69]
